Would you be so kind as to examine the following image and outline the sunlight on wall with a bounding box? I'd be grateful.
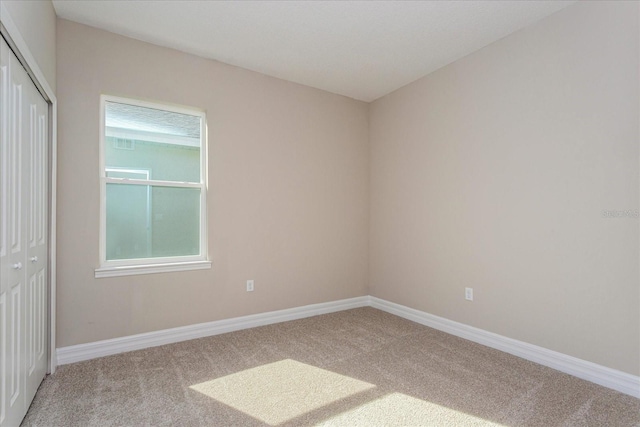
[189,359,376,425]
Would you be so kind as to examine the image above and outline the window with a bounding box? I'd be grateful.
[95,95,210,277]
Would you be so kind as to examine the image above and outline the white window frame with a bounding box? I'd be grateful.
[95,95,210,278]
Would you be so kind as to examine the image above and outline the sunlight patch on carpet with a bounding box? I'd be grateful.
[318,392,506,426]
[190,359,376,425]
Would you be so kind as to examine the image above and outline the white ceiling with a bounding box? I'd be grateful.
[52,0,576,102]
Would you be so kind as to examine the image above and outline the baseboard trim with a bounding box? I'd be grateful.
[56,295,639,398]
[369,296,640,398]
[56,296,369,365]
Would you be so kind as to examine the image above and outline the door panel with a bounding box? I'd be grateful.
[0,36,48,427]
[0,34,8,427]
[25,82,47,403]
[1,36,28,427]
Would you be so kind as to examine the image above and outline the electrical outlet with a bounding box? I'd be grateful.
[246,280,254,292]
[465,287,473,301]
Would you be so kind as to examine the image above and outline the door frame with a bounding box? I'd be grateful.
[1,3,58,374]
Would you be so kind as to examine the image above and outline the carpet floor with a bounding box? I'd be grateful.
[21,307,640,426]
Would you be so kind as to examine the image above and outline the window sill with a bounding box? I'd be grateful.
[95,260,212,278]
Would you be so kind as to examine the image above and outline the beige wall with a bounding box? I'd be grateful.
[2,0,56,92]
[57,1,639,377]
[370,1,639,375]
[56,20,369,347]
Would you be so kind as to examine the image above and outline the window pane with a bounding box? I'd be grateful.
[106,184,201,260]
[150,186,201,258]
[105,101,201,182]
[106,183,151,260]
[106,168,149,180]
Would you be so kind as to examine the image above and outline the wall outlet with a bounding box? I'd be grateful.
[465,287,473,301]
[246,280,254,292]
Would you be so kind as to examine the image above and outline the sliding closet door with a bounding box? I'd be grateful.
[0,35,26,427]
[0,36,48,427]
[23,42,48,407]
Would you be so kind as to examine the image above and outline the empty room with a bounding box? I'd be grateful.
[1,0,638,425]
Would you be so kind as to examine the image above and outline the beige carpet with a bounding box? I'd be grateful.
[22,308,640,426]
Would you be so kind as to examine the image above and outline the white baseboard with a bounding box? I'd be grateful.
[56,295,639,399]
[56,296,369,365]
[369,296,640,399]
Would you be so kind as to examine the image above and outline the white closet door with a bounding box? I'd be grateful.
[0,35,26,427]
[24,46,48,407]
[0,36,48,427]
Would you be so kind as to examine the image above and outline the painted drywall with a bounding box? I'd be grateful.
[56,19,369,347]
[2,0,56,92]
[370,0,639,376]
